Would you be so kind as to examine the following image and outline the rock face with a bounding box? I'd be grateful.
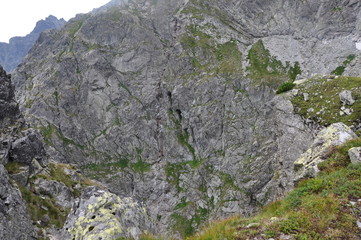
[0,15,66,72]
[62,187,153,240]
[294,123,358,181]
[0,65,19,128]
[10,0,361,236]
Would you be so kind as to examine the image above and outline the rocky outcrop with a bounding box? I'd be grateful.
[0,15,66,72]
[61,187,153,240]
[0,65,19,128]
[9,0,361,236]
[294,123,358,181]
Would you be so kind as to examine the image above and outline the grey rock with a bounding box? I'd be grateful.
[348,147,361,164]
[294,123,358,182]
[0,164,37,239]
[63,186,154,240]
[34,178,74,208]
[10,164,30,186]
[339,90,355,105]
[10,128,47,166]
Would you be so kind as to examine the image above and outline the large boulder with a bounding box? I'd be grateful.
[63,187,154,240]
[294,122,357,181]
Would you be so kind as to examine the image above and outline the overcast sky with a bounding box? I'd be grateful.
[0,0,111,43]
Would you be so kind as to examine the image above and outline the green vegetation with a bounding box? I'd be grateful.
[180,24,243,79]
[291,76,361,126]
[5,161,27,174]
[131,160,151,173]
[81,157,130,180]
[331,55,356,75]
[276,81,296,94]
[18,184,69,228]
[247,40,301,87]
[15,162,96,229]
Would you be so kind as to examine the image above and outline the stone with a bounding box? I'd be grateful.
[246,223,261,228]
[9,165,30,186]
[63,187,154,240]
[294,123,358,182]
[348,147,361,164]
[339,90,355,105]
[303,93,309,101]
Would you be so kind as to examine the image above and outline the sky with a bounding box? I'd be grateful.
[0,0,111,43]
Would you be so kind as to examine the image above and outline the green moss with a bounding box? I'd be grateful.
[5,161,27,174]
[24,98,35,109]
[247,40,300,87]
[131,160,151,173]
[81,157,130,180]
[291,76,361,126]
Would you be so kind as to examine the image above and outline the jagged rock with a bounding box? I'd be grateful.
[348,147,361,164]
[34,178,74,208]
[0,164,37,239]
[63,187,153,240]
[0,16,66,72]
[339,90,355,105]
[294,123,357,181]
[0,65,19,128]
[10,128,47,166]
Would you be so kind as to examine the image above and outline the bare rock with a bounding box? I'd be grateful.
[339,90,355,106]
[348,147,361,164]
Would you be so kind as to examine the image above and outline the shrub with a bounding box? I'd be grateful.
[276,81,296,94]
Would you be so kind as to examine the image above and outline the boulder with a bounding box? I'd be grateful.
[294,123,357,181]
[63,187,154,240]
[348,147,361,164]
[339,90,355,105]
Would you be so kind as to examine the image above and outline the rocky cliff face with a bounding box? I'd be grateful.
[11,0,361,237]
[0,15,66,72]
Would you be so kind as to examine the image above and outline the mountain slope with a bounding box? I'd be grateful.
[12,0,361,236]
[0,15,66,72]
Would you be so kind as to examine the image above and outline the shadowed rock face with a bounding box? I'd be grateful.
[0,15,66,72]
[11,0,361,236]
[0,66,19,127]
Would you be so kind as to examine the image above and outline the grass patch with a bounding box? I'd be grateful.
[247,40,301,87]
[5,161,27,174]
[17,183,69,228]
[291,76,361,126]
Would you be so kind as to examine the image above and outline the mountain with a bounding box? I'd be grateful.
[0,15,66,72]
[3,0,361,238]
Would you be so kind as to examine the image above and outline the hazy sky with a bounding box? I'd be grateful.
[0,0,111,43]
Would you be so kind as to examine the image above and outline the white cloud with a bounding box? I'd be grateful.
[0,0,110,42]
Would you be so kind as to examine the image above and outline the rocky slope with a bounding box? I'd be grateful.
[11,0,361,237]
[0,15,66,72]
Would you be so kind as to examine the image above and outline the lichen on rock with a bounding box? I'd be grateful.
[63,186,153,240]
[294,122,358,182]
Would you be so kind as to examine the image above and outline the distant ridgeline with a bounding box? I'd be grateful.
[0,15,66,72]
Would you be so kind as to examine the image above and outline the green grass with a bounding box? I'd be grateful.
[247,40,301,87]
[5,161,27,174]
[17,183,69,228]
[291,76,361,126]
